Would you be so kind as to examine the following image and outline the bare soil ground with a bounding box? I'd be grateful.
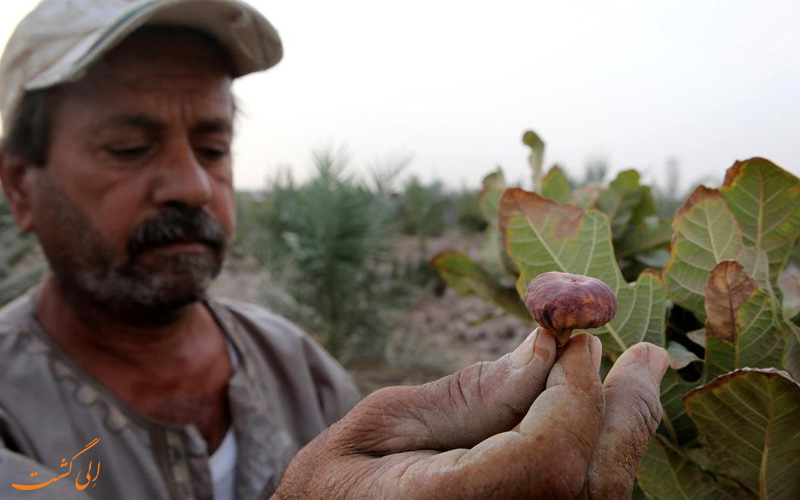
[211,232,534,395]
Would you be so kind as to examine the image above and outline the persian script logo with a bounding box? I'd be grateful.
[12,438,101,492]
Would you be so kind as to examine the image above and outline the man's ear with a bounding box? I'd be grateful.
[0,149,37,232]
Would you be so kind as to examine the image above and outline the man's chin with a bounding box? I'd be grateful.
[59,253,224,324]
[89,275,214,325]
[127,259,222,311]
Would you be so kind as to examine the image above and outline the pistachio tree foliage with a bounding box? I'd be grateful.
[432,132,800,500]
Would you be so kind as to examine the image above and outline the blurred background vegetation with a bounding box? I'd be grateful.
[0,142,701,366]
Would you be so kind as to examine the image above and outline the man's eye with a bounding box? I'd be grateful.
[197,147,229,161]
[107,146,149,160]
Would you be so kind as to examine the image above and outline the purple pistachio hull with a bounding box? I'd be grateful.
[524,272,617,346]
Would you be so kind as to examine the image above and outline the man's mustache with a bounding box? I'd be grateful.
[126,206,227,257]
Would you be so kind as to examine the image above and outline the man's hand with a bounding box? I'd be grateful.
[272,329,669,500]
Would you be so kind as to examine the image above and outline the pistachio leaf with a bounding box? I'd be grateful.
[784,321,800,382]
[597,170,645,240]
[704,260,758,342]
[637,436,750,500]
[498,189,666,357]
[429,251,530,322]
[685,368,800,500]
[477,169,516,278]
[478,168,506,225]
[701,260,785,382]
[540,165,571,204]
[667,342,701,370]
[631,185,658,225]
[719,158,800,285]
[499,189,622,292]
[659,368,700,444]
[686,328,706,349]
[663,186,770,322]
[779,265,800,322]
[615,220,673,260]
[522,130,545,191]
[779,267,800,380]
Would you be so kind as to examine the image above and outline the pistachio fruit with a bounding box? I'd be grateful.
[524,271,617,347]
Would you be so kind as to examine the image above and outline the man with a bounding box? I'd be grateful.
[0,1,668,499]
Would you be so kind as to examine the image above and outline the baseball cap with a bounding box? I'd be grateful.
[0,0,283,131]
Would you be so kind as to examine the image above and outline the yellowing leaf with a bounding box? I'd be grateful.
[637,436,749,500]
[663,186,769,322]
[704,260,758,342]
[701,261,785,381]
[498,189,665,357]
[685,368,800,500]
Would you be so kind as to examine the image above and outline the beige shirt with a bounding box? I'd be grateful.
[0,294,361,500]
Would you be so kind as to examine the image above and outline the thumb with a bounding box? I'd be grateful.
[334,327,557,455]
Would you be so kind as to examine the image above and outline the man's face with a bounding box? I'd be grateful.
[27,29,236,321]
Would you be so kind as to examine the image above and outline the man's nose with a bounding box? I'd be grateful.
[150,140,212,207]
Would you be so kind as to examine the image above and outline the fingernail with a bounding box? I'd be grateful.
[511,329,539,368]
[588,336,602,372]
[647,345,669,382]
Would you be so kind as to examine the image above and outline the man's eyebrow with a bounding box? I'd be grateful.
[98,115,164,132]
[193,119,233,135]
[93,116,233,134]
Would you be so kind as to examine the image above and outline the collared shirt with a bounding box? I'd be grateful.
[0,293,361,500]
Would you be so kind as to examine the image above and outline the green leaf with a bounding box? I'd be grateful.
[616,221,673,260]
[429,251,531,322]
[478,169,506,225]
[720,158,800,285]
[686,328,706,349]
[632,185,658,225]
[779,266,800,323]
[663,186,769,322]
[497,189,666,357]
[597,170,645,240]
[784,321,800,382]
[667,341,701,370]
[685,368,800,500]
[637,436,749,500]
[522,130,545,192]
[606,270,667,354]
[777,266,800,380]
[540,165,571,204]
[703,261,785,381]
[477,169,516,279]
[659,368,700,444]
[499,189,622,292]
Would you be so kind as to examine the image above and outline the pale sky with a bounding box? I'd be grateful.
[2,0,799,192]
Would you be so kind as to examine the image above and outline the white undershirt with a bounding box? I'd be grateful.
[210,335,239,500]
[209,427,237,500]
